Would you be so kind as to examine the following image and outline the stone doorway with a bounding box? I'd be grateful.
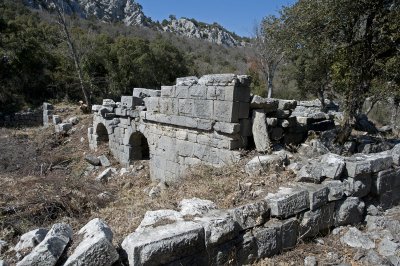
[128,132,150,161]
[96,123,109,146]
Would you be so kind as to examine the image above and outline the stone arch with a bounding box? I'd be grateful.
[128,132,150,161]
[96,123,109,144]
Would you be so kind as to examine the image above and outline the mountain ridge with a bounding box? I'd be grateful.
[23,0,247,47]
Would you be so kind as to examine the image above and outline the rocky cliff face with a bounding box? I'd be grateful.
[163,18,244,47]
[24,0,245,46]
[24,0,147,26]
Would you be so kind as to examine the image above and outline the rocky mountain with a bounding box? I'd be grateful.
[23,0,245,47]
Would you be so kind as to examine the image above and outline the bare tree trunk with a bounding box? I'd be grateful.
[318,87,326,112]
[267,72,273,98]
[365,97,378,115]
[51,0,91,110]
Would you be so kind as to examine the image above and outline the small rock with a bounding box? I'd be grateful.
[97,191,113,201]
[96,168,114,182]
[98,155,111,167]
[304,256,317,266]
[55,123,73,133]
[136,164,144,171]
[80,137,85,143]
[68,116,79,125]
[85,155,101,166]
[377,237,400,257]
[340,227,375,249]
[367,204,380,216]
[149,186,161,198]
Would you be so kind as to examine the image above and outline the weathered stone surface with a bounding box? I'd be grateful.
[84,155,100,166]
[179,198,217,216]
[266,187,309,218]
[304,256,318,266]
[245,155,285,175]
[121,221,205,265]
[390,144,400,165]
[340,227,375,249]
[277,99,297,110]
[14,228,48,254]
[335,197,365,226]
[250,96,278,112]
[52,115,61,125]
[136,210,184,232]
[343,175,371,197]
[229,201,270,230]
[299,203,335,239]
[322,180,345,201]
[55,122,72,133]
[268,218,299,250]
[377,237,400,257]
[345,153,392,177]
[17,223,72,266]
[194,210,240,247]
[176,76,198,86]
[296,162,325,183]
[68,116,79,125]
[320,153,345,179]
[102,99,116,107]
[252,109,271,153]
[296,183,329,211]
[371,168,399,195]
[95,168,115,183]
[213,122,240,134]
[251,225,281,258]
[98,155,111,167]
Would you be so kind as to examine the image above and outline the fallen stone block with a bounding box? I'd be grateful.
[340,227,375,249]
[179,198,217,216]
[296,162,325,183]
[68,116,79,125]
[299,202,335,240]
[267,218,299,251]
[320,153,345,179]
[14,228,48,256]
[136,210,184,232]
[55,123,72,133]
[194,210,240,247]
[64,219,118,266]
[334,197,365,226]
[390,144,400,165]
[266,187,309,218]
[245,155,285,175]
[345,153,392,177]
[102,99,116,107]
[121,221,205,265]
[96,168,115,183]
[98,155,111,167]
[296,183,329,211]
[52,115,61,125]
[17,223,72,266]
[252,109,271,153]
[229,201,270,230]
[343,175,371,197]
[121,96,134,108]
[251,225,281,258]
[84,155,100,166]
[322,180,345,201]
[250,96,278,112]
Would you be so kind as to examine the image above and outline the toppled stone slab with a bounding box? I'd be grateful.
[96,168,116,183]
[136,210,184,232]
[179,198,217,216]
[84,155,100,166]
[335,197,365,226]
[252,109,271,153]
[320,153,345,179]
[14,228,48,256]
[229,201,270,230]
[245,154,285,175]
[345,153,393,177]
[98,155,111,167]
[55,123,72,133]
[64,218,118,266]
[266,187,309,218]
[121,221,205,265]
[250,96,278,112]
[340,227,375,249]
[17,223,72,266]
[296,163,325,183]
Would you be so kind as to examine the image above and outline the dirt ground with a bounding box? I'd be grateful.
[0,103,363,265]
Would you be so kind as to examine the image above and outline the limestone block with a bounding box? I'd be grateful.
[206,86,225,100]
[266,118,278,127]
[252,109,271,153]
[296,183,329,211]
[175,85,189,98]
[343,175,371,197]
[121,221,205,265]
[17,223,72,266]
[194,210,240,247]
[320,153,346,179]
[196,118,214,130]
[214,122,240,134]
[366,152,393,173]
[224,85,251,103]
[160,86,175,98]
[121,96,134,109]
[390,144,400,165]
[277,99,297,110]
[178,99,194,116]
[266,187,309,218]
[229,201,270,230]
[159,98,178,115]
[198,74,237,86]
[371,168,398,195]
[296,162,325,183]
[179,198,217,216]
[63,219,118,266]
[132,88,161,98]
[136,210,184,232]
[91,105,102,112]
[334,197,365,226]
[143,97,160,113]
[52,115,61,125]
[245,155,284,175]
[14,228,48,255]
[299,202,335,239]
[267,218,299,250]
[251,225,281,258]
[55,123,73,133]
[176,76,198,86]
[250,96,279,112]
[240,119,252,137]
[176,140,194,157]
[193,99,213,119]
[102,99,116,107]
[322,180,345,201]
[188,84,207,99]
[214,101,239,123]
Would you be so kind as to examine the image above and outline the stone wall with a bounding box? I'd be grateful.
[119,145,400,265]
[0,103,55,128]
[88,74,339,182]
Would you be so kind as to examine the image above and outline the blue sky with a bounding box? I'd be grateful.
[136,0,297,37]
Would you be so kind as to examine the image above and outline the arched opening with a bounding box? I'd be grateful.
[96,123,109,145]
[129,132,150,161]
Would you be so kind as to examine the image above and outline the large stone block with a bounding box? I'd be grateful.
[299,203,335,239]
[252,109,271,153]
[266,187,309,218]
[143,97,160,113]
[159,98,178,115]
[245,154,285,175]
[371,168,399,195]
[132,88,161,98]
[213,122,240,134]
[296,183,329,211]
[345,153,393,177]
[176,76,198,86]
[160,86,175,98]
[188,84,207,99]
[224,85,251,103]
[334,197,365,226]
[121,221,205,265]
[214,101,239,123]
[343,175,371,197]
[193,99,213,119]
[251,225,281,258]
[322,180,345,201]
[178,99,193,116]
[267,218,299,251]
[121,96,134,109]
[175,86,189,98]
[206,86,225,100]
[250,96,278,112]
[229,201,270,230]
[198,74,237,86]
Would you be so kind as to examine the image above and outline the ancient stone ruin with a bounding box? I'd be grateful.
[87,74,338,182]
